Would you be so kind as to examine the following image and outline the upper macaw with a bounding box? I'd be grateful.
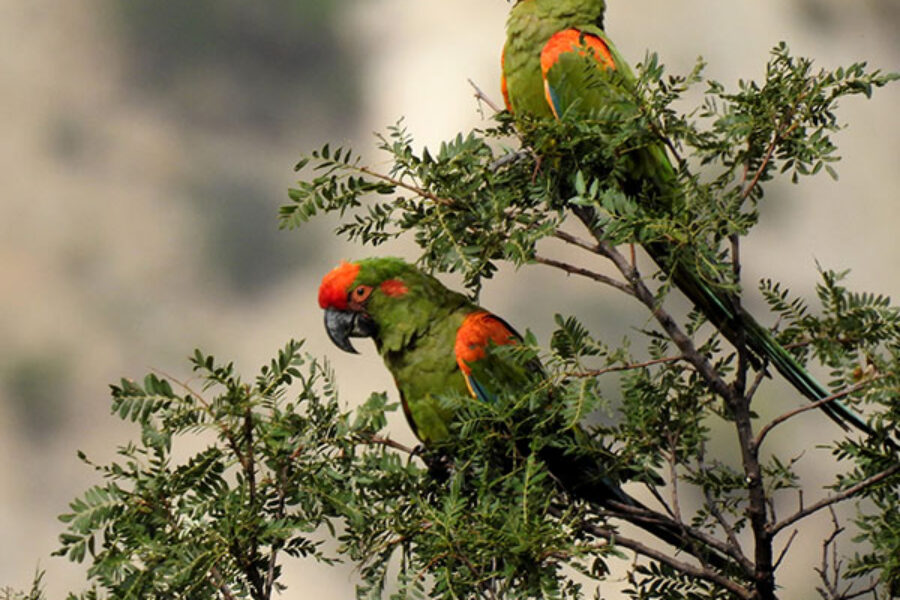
[319,257,729,567]
[501,0,870,434]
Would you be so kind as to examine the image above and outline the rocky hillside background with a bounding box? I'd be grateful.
[1,1,897,597]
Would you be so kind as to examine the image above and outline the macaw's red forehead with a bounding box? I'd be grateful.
[318,261,360,309]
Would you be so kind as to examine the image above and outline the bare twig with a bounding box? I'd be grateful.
[841,579,882,600]
[755,378,883,448]
[534,254,635,297]
[745,368,768,403]
[468,78,503,114]
[554,228,604,254]
[773,529,799,570]
[564,355,684,379]
[814,507,845,600]
[772,463,900,535]
[557,508,753,600]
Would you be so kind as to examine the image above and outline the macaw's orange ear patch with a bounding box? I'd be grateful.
[319,261,360,309]
[454,311,518,375]
[380,279,409,298]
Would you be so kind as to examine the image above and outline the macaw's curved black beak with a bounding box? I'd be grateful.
[324,308,377,354]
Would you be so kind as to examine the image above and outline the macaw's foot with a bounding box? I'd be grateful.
[489,149,531,172]
[412,446,454,483]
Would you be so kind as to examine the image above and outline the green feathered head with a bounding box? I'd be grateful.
[510,0,605,28]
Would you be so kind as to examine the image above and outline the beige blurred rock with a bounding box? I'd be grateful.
[1,0,897,597]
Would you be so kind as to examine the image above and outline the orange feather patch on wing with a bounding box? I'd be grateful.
[501,48,512,112]
[318,261,360,310]
[380,279,409,298]
[454,311,518,376]
[541,29,616,118]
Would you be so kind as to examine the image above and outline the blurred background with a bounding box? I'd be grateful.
[0,0,897,597]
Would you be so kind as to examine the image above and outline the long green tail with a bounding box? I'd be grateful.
[612,138,873,435]
[652,241,872,434]
[542,446,735,571]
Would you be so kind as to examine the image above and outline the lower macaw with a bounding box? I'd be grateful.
[501,0,870,435]
[319,257,728,567]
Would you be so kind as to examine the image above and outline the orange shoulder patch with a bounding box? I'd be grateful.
[540,29,615,78]
[454,311,518,375]
[501,47,512,112]
[318,261,360,309]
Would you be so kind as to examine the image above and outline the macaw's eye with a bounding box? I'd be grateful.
[351,284,373,303]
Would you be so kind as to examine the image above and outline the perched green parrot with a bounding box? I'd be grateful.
[319,257,730,567]
[501,0,870,434]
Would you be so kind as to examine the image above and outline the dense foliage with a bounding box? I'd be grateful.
[26,43,900,599]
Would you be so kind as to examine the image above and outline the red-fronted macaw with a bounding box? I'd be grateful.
[501,0,870,434]
[319,257,729,567]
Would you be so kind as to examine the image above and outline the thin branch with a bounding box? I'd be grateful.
[773,529,799,570]
[666,439,683,525]
[264,461,291,599]
[468,78,503,114]
[814,507,845,600]
[570,203,776,596]
[600,500,749,574]
[534,254,635,297]
[358,433,417,455]
[554,228,604,254]
[740,121,800,201]
[592,238,737,404]
[152,369,250,474]
[563,511,753,600]
[209,566,238,600]
[696,442,749,569]
[772,463,900,535]
[356,165,455,207]
[755,378,883,447]
[841,579,882,600]
[564,355,684,379]
[745,368,768,403]
[243,404,266,599]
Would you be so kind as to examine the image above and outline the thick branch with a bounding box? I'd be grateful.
[575,224,775,597]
